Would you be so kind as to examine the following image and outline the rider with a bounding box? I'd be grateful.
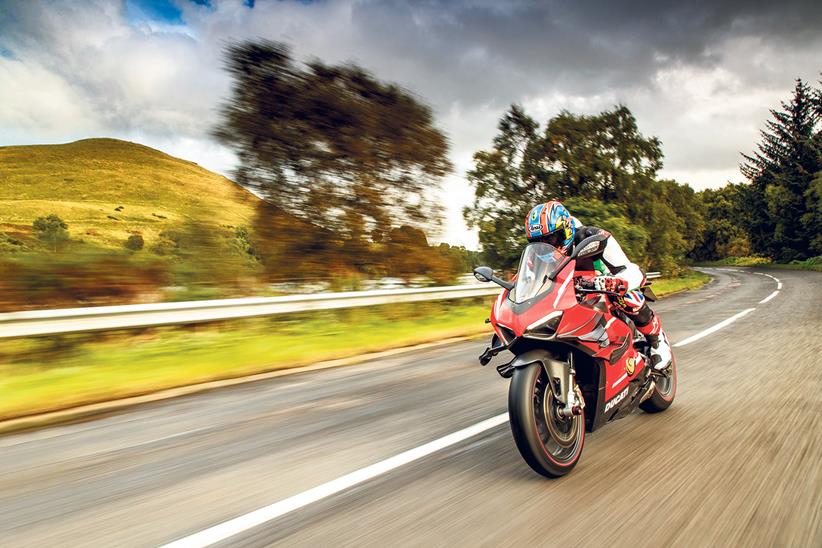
[524,201,672,370]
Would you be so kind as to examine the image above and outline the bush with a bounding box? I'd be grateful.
[32,214,69,251]
[125,234,145,251]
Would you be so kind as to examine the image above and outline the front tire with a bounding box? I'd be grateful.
[640,355,677,413]
[508,363,585,478]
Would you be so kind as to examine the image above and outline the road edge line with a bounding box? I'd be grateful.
[161,413,510,548]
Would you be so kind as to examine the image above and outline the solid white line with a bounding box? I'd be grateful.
[161,413,510,548]
[672,308,756,347]
[759,290,779,304]
[778,282,783,289]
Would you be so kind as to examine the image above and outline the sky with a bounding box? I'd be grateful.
[1,0,821,248]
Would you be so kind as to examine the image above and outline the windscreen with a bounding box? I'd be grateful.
[512,243,566,303]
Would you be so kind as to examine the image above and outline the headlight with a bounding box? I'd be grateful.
[524,311,562,339]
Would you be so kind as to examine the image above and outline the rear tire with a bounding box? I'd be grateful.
[508,363,584,478]
[640,355,677,413]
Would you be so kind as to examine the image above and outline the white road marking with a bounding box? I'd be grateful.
[754,272,782,301]
[161,413,510,548]
[163,273,784,546]
[672,308,756,348]
[759,291,779,304]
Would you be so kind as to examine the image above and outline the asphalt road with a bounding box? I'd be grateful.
[1,268,820,547]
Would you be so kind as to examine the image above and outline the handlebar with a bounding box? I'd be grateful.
[576,287,624,298]
[574,277,625,298]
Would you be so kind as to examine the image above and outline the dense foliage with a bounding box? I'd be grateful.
[465,105,702,273]
[467,76,822,271]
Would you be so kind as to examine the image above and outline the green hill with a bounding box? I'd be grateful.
[0,138,259,252]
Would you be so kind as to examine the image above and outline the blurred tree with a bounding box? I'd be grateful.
[124,234,144,251]
[32,214,69,252]
[213,40,452,268]
[383,225,432,281]
[740,78,821,260]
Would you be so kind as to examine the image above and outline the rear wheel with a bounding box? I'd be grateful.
[640,355,677,413]
[508,363,585,478]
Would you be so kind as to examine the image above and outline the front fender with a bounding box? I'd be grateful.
[509,349,570,404]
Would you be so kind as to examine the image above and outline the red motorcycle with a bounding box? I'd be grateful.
[474,234,676,477]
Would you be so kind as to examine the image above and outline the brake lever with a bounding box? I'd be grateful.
[576,288,622,298]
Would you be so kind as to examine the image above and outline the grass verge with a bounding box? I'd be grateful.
[650,269,712,296]
[0,300,492,421]
[0,270,711,422]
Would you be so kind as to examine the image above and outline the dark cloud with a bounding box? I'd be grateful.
[1,0,821,245]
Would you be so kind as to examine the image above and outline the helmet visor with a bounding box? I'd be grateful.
[540,228,567,249]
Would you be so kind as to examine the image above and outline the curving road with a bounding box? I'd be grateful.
[0,268,820,547]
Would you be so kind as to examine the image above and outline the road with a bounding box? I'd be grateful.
[1,268,820,547]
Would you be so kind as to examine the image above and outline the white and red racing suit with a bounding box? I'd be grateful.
[569,217,668,366]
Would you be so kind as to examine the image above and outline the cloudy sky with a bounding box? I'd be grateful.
[1,0,821,248]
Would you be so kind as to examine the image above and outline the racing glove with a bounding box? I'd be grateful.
[592,275,628,295]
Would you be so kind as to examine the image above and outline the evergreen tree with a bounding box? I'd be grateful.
[740,78,821,260]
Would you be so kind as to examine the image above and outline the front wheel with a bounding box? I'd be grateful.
[508,363,585,478]
[640,355,677,413]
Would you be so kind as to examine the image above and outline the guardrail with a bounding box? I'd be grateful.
[0,273,661,339]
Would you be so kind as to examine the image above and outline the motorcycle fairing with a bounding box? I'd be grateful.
[488,256,649,428]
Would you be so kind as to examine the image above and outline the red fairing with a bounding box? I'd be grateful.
[489,260,645,402]
[480,239,675,478]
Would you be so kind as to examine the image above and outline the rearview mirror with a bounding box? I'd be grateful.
[473,266,493,283]
[572,234,607,259]
[473,266,514,290]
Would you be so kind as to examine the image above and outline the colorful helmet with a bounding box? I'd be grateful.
[525,201,575,250]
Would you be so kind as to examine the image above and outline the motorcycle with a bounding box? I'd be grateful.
[473,234,676,477]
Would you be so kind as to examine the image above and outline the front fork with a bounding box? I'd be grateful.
[479,342,584,416]
[557,352,584,418]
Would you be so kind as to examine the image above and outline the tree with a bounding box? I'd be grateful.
[689,185,751,261]
[213,41,452,260]
[32,214,68,252]
[465,104,691,272]
[464,105,539,268]
[740,78,821,260]
[124,234,144,251]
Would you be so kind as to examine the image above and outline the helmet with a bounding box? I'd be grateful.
[525,201,575,251]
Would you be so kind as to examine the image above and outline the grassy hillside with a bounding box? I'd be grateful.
[0,138,258,251]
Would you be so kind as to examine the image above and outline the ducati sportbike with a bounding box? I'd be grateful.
[474,234,676,477]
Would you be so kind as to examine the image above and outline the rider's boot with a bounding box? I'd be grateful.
[645,330,672,370]
[636,313,672,370]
